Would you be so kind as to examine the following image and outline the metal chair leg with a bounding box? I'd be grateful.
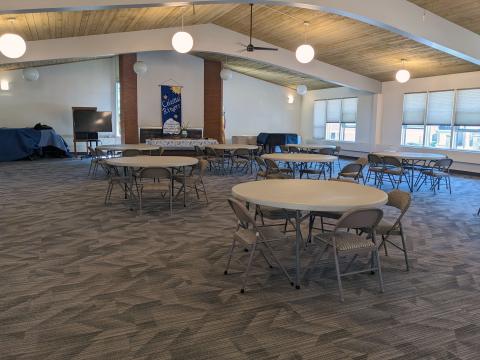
[224,238,237,275]
[374,248,385,293]
[241,242,257,293]
[332,250,344,302]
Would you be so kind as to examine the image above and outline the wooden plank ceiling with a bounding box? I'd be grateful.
[409,0,480,35]
[0,4,478,82]
[194,52,334,90]
[0,57,110,72]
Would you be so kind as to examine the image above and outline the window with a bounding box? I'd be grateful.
[115,81,121,137]
[313,97,357,141]
[401,88,480,152]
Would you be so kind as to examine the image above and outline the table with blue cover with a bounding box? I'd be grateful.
[0,128,70,161]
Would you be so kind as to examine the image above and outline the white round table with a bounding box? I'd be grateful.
[208,144,259,150]
[106,156,198,206]
[286,144,336,151]
[373,151,447,192]
[262,153,337,178]
[98,144,160,152]
[232,179,387,288]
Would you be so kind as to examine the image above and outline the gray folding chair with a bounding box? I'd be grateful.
[314,208,384,302]
[416,158,453,194]
[225,198,293,293]
[376,189,411,270]
[122,149,142,157]
[174,159,209,203]
[254,156,268,180]
[138,167,173,215]
[337,162,364,182]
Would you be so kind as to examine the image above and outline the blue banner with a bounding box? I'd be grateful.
[161,85,182,135]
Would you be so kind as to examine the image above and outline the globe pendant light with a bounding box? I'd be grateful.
[172,11,193,54]
[0,33,26,59]
[395,59,411,83]
[133,61,147,75]
[220,56,233,81]
[22,67,39,81]
[0,18,26,59]
[296,84,307,96]
[296,22,315,64]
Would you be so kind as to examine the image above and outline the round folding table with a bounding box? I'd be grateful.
[232,179,388,288]
[262,153,337,178]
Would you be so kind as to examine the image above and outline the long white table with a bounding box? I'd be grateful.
[98,144,160,153]
[146,138,218,150]
[373,151,447,192]
[106,156,198,207]
[232,179,388,288]
[286,144,336,151]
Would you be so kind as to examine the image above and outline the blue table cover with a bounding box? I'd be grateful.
[0,128,70,162]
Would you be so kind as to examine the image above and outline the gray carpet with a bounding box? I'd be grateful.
[1,158,480,360]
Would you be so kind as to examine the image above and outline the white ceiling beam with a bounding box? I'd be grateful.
[1,0,479,66]
[0,24,382,93]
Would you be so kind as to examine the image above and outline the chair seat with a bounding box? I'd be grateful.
[339,172,359,178]
[421,170,448,177]
[140,182,170,192]
[383,167,405,175]
[266,172,291,179]
[315,231,376,252]
[257,170,267,178]
[375,219,401,235]
[368,166,383,172]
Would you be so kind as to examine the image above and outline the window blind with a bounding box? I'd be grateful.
[341,98,358,123]
[326,99,341,123]
[426,90,454,125]
[455,89,480,126]
[403,93,427,125]
[313,100,326,139]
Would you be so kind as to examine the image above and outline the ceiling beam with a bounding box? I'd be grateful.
[1,0,480,66]
[0,24,381,93]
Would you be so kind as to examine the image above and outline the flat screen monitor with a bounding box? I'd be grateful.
[73,110,112,133]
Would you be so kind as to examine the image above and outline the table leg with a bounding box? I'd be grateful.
[124,167,128,199]
[295,210,301,289]
[329,162,333,179]
[409,160,414,192]
[183,166,187,207]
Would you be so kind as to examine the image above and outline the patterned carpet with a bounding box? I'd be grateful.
[1,158,480,360]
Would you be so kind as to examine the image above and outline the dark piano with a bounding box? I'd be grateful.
[257,132,299,153]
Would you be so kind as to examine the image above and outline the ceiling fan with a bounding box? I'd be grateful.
[240,4,278,52]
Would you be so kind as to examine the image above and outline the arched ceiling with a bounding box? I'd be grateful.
[0,2,479,85]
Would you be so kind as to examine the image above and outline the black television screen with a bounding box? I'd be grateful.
[73,110,112,133]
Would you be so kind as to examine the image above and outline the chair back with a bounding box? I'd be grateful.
[87,146,96,157]
[433,158,453,172]
[289,146,300,153]
[228,198,258,231]
[334,145,341,155]
[386,189,411,231]
[335,208,383,231]
[382,156,402,168]
[122,149,142,157]
[264,158,279,171]
[354,157,368,166]
[329,178,357,183]
[319,148,335,155]
[367,153,383,166]
[194,145,205,157]
[139,167,171,180]
[95,148,107,157]
[205,147,218,157]
[151,147,164,156]
[255,156,266,170]
[234,148,250,157]
[339,163,363,177]
[280,145,289,153]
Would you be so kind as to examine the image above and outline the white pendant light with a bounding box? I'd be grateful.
[0,33,26,59]
[171,11,193,54]
[220,68,233,81]
[133,61,147,75]
[395,59,411,83]
[22,67,39,81]
[296,22,315,64]
[296,84,307,96]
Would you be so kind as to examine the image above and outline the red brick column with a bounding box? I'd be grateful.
[119,53,139,144]
[204,60,223,143]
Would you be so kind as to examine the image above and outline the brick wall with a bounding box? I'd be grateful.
[204,60,224,143]
[119,53,139,144]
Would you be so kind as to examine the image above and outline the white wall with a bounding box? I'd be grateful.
[382,71,480,171]
[223,71,301,142]
[137,51,204,130]
[299,87,377,155]
[0,58,116,151]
